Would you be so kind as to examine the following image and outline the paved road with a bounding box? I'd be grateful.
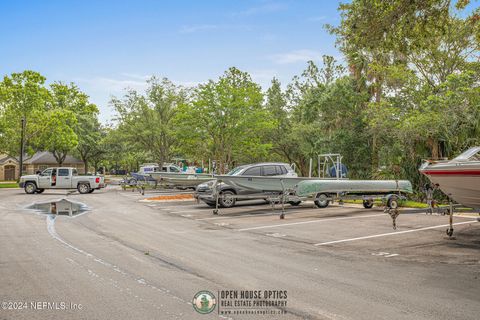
[1,187,479,320]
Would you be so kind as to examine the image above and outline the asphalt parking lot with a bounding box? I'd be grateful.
[140,192,480,265]
[1,186,479,320]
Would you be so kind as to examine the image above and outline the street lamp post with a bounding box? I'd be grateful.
[18,116,25,182]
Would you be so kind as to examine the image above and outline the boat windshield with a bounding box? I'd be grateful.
[452,146,480,161]
[227,165,247,176]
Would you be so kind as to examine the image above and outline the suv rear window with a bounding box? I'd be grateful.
[262,165,277,176]
[243,166,261,176]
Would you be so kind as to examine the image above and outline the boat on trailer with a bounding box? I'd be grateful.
[419,146,480,209]
[160,175,215,188]
[212,174,412,216]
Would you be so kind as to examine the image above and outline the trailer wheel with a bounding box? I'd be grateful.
[77,183,91,194]
[24,182,37,194]
[363,199,374,209]
[314,193,330,208]
[387,196,399,209]
[219,190,236,208]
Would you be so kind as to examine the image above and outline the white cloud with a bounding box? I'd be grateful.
[234,2,287,16]
[269,49,323,64]
[75,76,148,94]
[308,15,327,22]
[179,24,219,34]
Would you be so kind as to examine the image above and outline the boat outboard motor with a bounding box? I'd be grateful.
[329,164,348,178]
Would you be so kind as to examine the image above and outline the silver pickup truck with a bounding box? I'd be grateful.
[19,167,105,194]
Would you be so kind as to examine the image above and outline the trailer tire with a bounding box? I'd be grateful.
[387,196,399,209]
[24,182,37,194]
[363,199,374,209]
[219,190,236,208]
[314,193,330,208]
[77,183,91,194]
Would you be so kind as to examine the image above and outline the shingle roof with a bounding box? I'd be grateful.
[0,155,17,164]
[23,152,83,164]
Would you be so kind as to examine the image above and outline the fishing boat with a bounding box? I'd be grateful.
[130,163,159,183]
[160,175,215,188]
[419,146,480,209]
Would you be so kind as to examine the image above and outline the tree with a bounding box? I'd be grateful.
[76,115,105,173]
[174,67,273,172]
[46,83,98,165]
[112,77,186,166]
[0,71,50,175]
[32,109,78,165]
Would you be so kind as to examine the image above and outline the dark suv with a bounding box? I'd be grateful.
[195,162,297,208]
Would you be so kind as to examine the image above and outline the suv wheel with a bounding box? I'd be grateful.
[219,190,236,208]
[24,182,37,194]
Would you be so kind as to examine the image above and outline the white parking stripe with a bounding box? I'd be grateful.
[196,209,315,221]
[196,212,278,221]
[314,221,478,246]
[238,213,384,231]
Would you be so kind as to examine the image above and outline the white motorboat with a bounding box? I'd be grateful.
[419,146,480,209]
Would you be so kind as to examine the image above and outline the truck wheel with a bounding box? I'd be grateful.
[77,183,91,194]
[36,189,45,194]
[24,182,37,194]
[363,199,374,209]
[314,193,330,208]
[219,190,236,208]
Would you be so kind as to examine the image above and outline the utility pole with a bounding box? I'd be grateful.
[18,116,25,182]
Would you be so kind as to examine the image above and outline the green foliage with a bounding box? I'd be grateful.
[112,77,186,167]
[174,67,272,172]
[0,71,100,166]
[0,71,50,157]
[32,109,78,164]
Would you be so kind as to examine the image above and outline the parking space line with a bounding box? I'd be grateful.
[195,209,320,221]
[237,213,384,231]
[196,212,278,221]
[169,210,206,214]
[314,220,478,246]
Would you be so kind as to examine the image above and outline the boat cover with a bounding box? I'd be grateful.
[296,179,413,197]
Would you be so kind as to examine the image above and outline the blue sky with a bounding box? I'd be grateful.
[1,0,342,122]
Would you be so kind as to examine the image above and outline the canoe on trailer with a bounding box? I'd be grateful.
[213,175,335,193]
[150,172,214,181]
[160,175,215,187]
[296,179,413,197]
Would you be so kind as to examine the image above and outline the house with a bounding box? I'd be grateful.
[0,152,86,181]
[0,155,20,181]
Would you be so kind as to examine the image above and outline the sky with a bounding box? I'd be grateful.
[0,0,343,123]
